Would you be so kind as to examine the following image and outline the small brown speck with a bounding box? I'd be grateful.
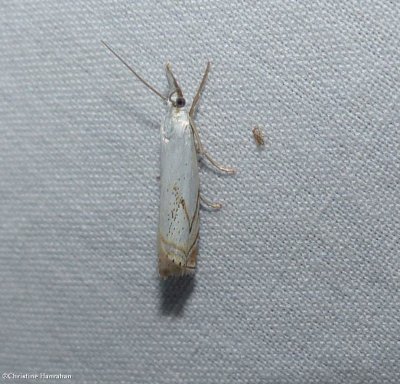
[252,126,265,146]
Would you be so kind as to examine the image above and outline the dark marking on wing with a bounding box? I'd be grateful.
[180,198,191,227]
[190,190,200,234]
[186,230,199,260]
[179,189,200,234]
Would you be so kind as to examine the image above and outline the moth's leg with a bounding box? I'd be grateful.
[200,194,222,210]
[189,117,236,174]
[189,62,211,119]
[203,151,236,174]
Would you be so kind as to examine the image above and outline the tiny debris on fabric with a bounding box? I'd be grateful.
[252,126,265,146]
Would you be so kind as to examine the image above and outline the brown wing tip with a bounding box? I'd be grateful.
[158,247,198,279]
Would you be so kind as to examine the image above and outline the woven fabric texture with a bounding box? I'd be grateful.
[0,1,399,383]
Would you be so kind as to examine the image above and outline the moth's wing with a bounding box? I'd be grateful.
[158,113,200,277]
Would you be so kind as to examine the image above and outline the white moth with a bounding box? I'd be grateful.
[102,42,235,278]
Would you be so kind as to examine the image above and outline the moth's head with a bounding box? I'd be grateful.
[166,63,186,109]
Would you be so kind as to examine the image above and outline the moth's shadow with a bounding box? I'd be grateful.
[159,275,195,316]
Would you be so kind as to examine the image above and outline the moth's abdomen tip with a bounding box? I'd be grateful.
[158,266,195,279]
[158,251,195,278]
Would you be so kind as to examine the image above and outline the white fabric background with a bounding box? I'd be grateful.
[0,1,399,383]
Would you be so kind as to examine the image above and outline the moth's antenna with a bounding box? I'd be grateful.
[101,40,167,101]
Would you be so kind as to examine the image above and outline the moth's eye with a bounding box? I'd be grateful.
[176,97,186,108]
